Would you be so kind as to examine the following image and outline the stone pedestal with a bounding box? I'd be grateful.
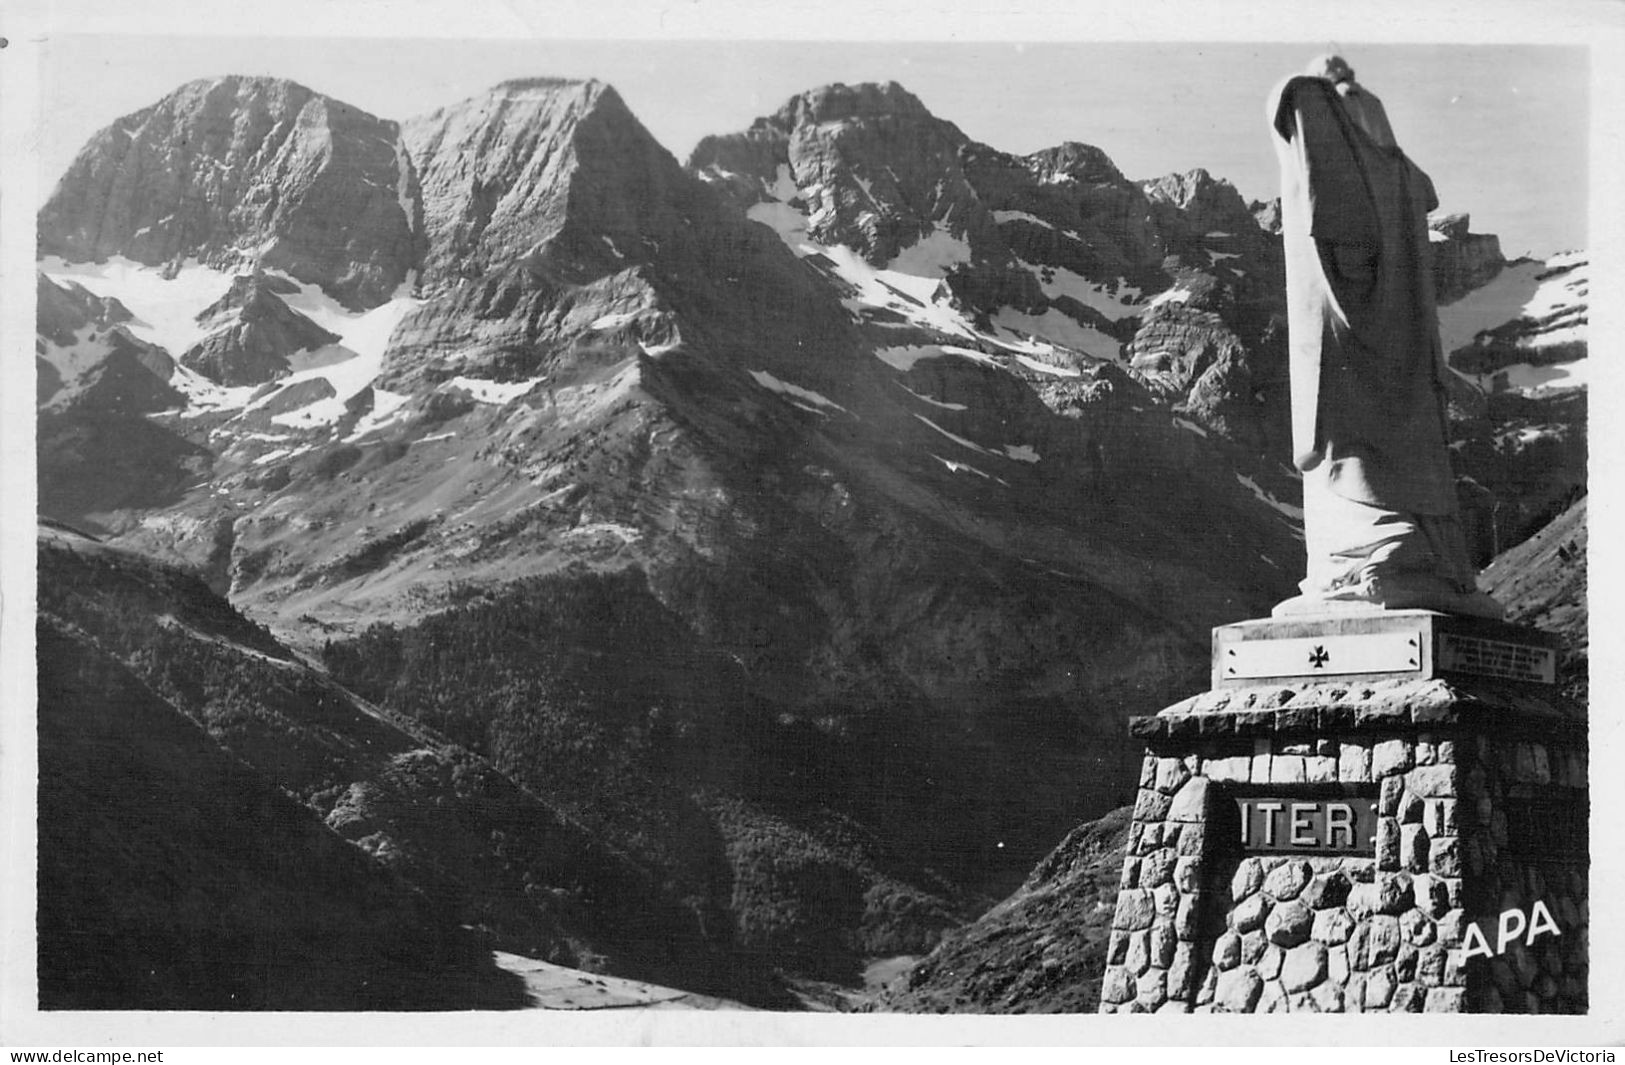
[1098,612,1586,1014]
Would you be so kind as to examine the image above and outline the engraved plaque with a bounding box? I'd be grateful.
[1220,630,1423,680]
[1437,634,1556,684]
[1236,796,1377,854]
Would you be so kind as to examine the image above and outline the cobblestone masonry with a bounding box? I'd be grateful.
[1099,678,1586,1014]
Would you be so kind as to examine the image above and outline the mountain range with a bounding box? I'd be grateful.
[32,74,1588,1009]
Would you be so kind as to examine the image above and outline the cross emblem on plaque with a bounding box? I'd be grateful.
[1308,645,1330,669]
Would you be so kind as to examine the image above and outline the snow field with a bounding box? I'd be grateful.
[39,255,427,425]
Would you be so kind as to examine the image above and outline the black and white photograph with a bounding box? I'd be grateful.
[1,0,1619,1050]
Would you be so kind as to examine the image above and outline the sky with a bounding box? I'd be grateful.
[37,36,1590,258]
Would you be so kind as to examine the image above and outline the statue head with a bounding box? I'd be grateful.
[1306,54,1356,85]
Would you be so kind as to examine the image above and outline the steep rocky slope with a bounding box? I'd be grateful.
[1478,494,1587,702]
[879,806,1132,1013]
[37,526,533,1009]
[36,524,814,1005]
[39,615,525,1011]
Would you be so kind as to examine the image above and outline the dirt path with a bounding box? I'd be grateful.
[491,952,751,1010]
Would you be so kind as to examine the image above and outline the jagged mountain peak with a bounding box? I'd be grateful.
[37,272,132,347]
[1142,167,1242,208]
[181,274,340,388]
[690,79,982,271]
[195,271,302,325]
[1024,142,1126,186]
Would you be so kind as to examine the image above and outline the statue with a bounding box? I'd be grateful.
[1267,55,1501,618]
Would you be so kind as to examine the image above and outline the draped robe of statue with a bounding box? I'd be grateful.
[1267,72,1501,617]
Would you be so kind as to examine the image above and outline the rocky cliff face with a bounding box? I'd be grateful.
[692,82,985,267]
[1439,253,1587,562]
[404,78,620,288]
[386,78,855,395]
[39,76,417,309]
[1430,212,1505,305]
[692,87,1293,462]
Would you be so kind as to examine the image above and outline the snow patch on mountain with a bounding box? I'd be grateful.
[173,368,261,415]
[748,199,811,245]
[1147,286,1193,310]
[886,227,972,278]
[932,454,992,479]
[896,382,968,411]
[747,183,980,341]
[1013,354,1081,378]
[746,167,1131,369]
[40,256,235,356]
[38,326,116,387]
[448,375,547,405]
[767,164,800,202]
[993,307,1119,360]
[1496,362,1588,393]
[810,241,975,337]
[1438,259,1566,355]
[275,276,420,376]
[916,413,1039,468]
[940,345,1001,367]
[252,445,310,466]
[1436,254,1588,395]
[1524,252,1587,315]
[1021,261,1141,322]
[344,389,413,442]
[993,210,1054,229]
[749,370,848,416]
[39,256,426,425]
[876,344,1001,372]
[876,345,941,371]
[1441,257,1588,352]
[916,413,995,457]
